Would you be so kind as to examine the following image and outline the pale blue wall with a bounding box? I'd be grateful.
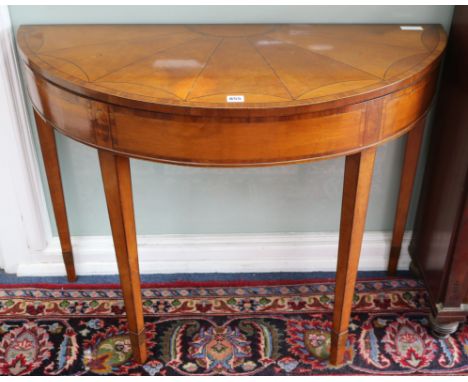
[9,5,454,236]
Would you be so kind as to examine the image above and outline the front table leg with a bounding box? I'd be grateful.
[330,147,376,365]
[98,150,147,363]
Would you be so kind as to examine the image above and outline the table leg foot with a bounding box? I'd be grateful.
[388,247,401,276]
[129,330,148,363]
[409,260,422,278]
[63,251,77,282]
[330,331,347,365]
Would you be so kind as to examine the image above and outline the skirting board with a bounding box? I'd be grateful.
[17,231,412,277]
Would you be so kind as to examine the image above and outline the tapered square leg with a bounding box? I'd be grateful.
[387,118,426,275]
[98,150,147,363]
[34,111,77,282]
[330,147,376,366]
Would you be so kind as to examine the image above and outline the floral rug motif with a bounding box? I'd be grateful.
[0,277,467,375]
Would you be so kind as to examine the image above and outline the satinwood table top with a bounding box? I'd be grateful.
[17,24,446,116]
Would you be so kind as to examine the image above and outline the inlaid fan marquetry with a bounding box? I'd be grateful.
[17,24,445,114]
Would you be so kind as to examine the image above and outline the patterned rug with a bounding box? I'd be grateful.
[0,277,467,376]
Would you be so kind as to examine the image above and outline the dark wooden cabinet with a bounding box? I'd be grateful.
[410,5,468,336]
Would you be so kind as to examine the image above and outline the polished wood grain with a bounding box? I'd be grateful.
[17,24,446,366]
[330,147,376,365]
[34,110,77,282]
[98,151,147,363]
[388,117,426,274]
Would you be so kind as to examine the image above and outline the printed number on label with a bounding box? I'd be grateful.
[227,95,245,103]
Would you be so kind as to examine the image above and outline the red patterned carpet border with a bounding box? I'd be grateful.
[0,277,466,375]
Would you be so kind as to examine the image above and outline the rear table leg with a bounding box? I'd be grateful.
[34,110,77,282]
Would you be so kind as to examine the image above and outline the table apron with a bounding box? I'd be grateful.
[24,65,437,167]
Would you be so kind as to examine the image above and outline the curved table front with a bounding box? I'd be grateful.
[17,24,446,366]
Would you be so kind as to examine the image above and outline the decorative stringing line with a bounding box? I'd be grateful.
[291,33,435,63]
[24,32,90,83]
[251,39,386,103]
[34,28,191,55]
[34,53,91,82]
[170,82,411,104]
[89,34,204,83]
[284,26,434,53]
[93,81,183,101]
[420,27,441,52]
[185,24,280,39]
[382,52,431,80]
[184,37,225,101]
[185,91,292,102]
[247,37,295,100]
[270,35,385,81]
[32,25,432,57]
[183,37,224,101]
[294,80,381,101]
[34,37,293,105]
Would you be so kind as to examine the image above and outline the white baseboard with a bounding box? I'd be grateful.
[17,231,412,277]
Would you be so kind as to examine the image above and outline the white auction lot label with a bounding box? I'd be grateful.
[400,26,424,31]
[227,95,245,103]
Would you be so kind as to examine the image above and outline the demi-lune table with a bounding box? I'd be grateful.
[17,24,446,365]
